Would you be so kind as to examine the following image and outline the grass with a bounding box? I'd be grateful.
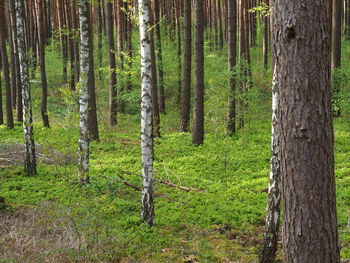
[0,28,350,262]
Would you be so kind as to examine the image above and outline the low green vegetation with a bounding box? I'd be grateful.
[1,34,350,262]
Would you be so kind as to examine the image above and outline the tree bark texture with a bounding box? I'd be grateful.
[180,0,192,132]
[271,0,340,261]
[139,0,155,226]
[192,0,205,145]
[16,0,37,176]
[78,0,90,183]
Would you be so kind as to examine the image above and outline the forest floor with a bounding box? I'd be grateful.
[1,37,350,262]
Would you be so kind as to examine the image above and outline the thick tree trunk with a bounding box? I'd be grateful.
[16,0,37,176]
[259,67,281,263]
[271,0,340,261]
[139,0,155,226]
[226,0,236,135]
[192,0,205,145]
[78,0,91,183]
[180,0,192,132]
[105,0,118,126]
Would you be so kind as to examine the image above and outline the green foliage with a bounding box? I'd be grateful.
[248,2,273,17]
[1,24,350,263]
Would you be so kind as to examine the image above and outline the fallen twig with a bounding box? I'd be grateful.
[97,174,141,192]
[115,169,204,192]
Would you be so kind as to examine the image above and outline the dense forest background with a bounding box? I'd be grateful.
[0,0,350,262]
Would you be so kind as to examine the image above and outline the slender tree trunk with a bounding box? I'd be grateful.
[149,0,161,138]
[259,66,281,263]
[271,0,340,261]
[37,0,50,128]
[180,0,192,132]
[139,0,155,226]
[227,0,236,135]
[105,0,118,126]
[0,4,14,129]
[9,0,23,122]
[78,0,91,183]
[332,0,342,70]
[97,0,103,82]
[192,0,205,145]
[7,6,17,110]
[218,0,224,49]
[175,1,182,103]
[263,0,269,71]
[16,0,37,176]
[87,6,99,141]
[153,0,165,114]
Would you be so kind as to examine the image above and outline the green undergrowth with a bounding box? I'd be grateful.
[1,33,350,262]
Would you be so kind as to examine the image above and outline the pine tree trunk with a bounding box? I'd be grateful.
[78,0,91,183]
[37,0,50,128]
[263,0,269,71]
[7,6,17,110]
[16,0,37,176]
[331,0,342,70]
[87,6,99,141]
[9,0,23,122]
[175,2,182,103]
[105,0,118,126]
[148,0,161,138]
[192,0,205,145]
[139,0,155,226]
[271,0,340,261]
[180,0,192,132]
[227,0,236,135]
[153,0,165,114]
[0,4,14,129]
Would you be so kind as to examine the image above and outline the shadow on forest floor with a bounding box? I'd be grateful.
[0,143,76,168]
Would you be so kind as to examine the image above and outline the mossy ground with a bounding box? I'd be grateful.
[1,30,350,262]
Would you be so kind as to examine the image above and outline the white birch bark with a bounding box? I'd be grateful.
[16,0,37,176]
[139,0,154,226]
[78,0,90,183]
[259,66,281,263]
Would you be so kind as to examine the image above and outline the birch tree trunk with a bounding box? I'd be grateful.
[259,66,281,263]
[271,0,340,261]
[16,0,37,176]
[78,0,90,183]
[139,0,155,226]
